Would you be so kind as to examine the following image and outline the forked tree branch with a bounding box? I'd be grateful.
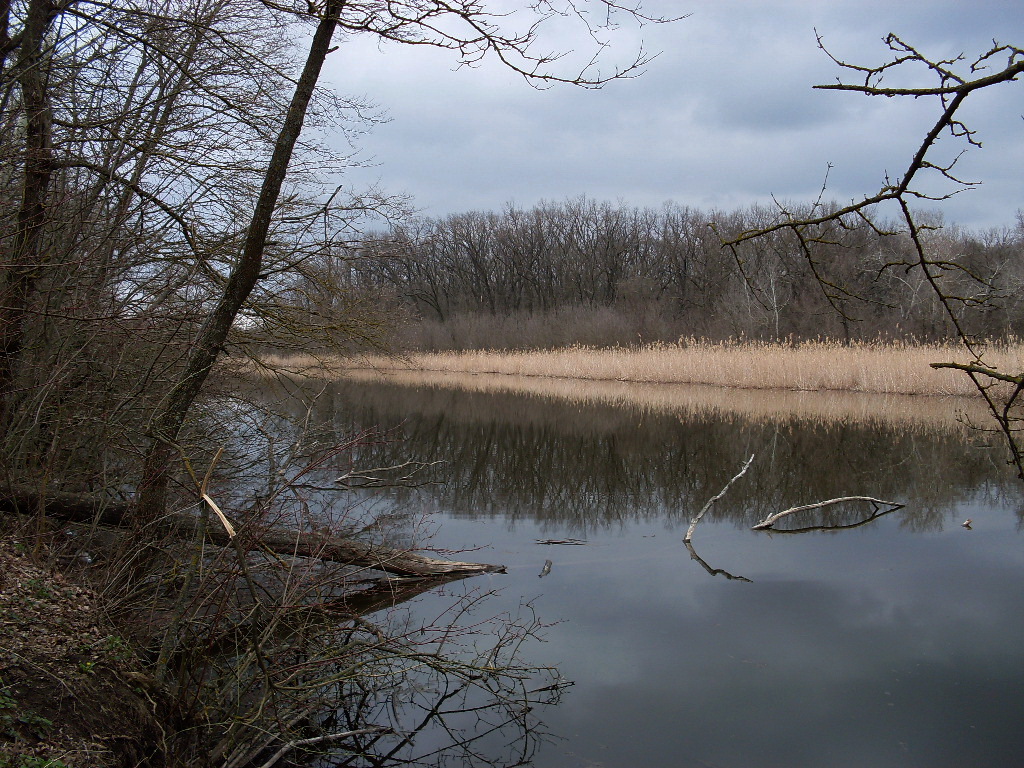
[721,34,1024,477]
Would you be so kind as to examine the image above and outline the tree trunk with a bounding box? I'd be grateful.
[136,3,344,522]
[0,0,56,400]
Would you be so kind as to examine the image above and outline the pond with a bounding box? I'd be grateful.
[300,376,1024,768]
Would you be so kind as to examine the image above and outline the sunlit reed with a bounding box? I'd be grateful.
[257,340,1022,430]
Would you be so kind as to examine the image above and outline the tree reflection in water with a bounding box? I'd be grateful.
[145,384,566,768]
[195,556,564,768]
[238,375,1024,767]
[316,591,566,768]
[683,540,752,582]
[300,378,1023,535]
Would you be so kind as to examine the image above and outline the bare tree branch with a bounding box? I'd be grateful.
[721,34,1024,476]
[683,453,754,543]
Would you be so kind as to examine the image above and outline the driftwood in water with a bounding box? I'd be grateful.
[0,485,504,577]
[752,496,904,532]
[535,538,587,546]
[683,453,755,543]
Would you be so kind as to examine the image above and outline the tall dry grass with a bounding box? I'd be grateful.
[339,339,1024,397]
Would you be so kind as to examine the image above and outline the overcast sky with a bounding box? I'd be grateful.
[322,1,1024,231]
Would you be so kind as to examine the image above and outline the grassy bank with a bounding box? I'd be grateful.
[335,340,1024,398]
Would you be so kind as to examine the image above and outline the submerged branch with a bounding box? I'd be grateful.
[256,725,393,768]
[752,496,904,531]
[683,453,755,542]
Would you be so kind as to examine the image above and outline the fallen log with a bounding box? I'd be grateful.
[0,484,134,527]
[229,526,506,576]
[1,485,505,577]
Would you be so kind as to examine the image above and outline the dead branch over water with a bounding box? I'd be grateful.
[684,454,756,543]
[0,485,504,577]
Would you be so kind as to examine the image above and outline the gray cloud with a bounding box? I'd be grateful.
[323,1,1024,229]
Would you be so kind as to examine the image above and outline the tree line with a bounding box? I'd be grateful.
[337,198,1024,350]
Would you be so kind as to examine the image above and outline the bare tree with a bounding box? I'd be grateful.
[0,2,676,761]
[0,0,674,517]
[129,0,675,521]
[724,34,1024,473]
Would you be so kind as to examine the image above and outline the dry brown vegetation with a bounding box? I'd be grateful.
[297,339,1024,397]
[0,530,173,768]
[334,369,990,431]
[254,339,1018,431]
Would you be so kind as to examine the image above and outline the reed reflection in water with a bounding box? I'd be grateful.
[307,378,1021,535]
[285,377,1024,768]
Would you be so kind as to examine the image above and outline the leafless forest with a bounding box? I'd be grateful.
[339,198,1024,350]
[0,1,666,765]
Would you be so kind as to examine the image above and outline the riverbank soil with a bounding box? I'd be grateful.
[0,523,176,768]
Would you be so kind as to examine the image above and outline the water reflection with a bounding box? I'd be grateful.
[305,379,1023,534]
[684,540,752,582]
[317,594,565,768]
[267,376,1024,768]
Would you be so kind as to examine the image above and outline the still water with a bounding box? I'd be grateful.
[305,378,1024,768]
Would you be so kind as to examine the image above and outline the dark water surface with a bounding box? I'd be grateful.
[310,379,1024,768]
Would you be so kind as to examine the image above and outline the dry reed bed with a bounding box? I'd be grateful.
[345,341,1024,397]
[257,341,1022,430]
